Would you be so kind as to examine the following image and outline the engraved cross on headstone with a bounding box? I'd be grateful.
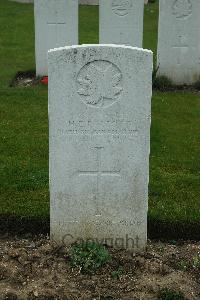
[47,9,66,47]
[172,35,189,65]
[78,147,121,216]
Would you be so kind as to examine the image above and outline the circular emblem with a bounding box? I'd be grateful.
[76,60,123,108]
[172,0,192,18]
[111,0,132,17]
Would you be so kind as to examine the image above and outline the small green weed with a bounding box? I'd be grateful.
[111,266,124,279]
[177,260,189,271]
[158,288,185,300]
[69,242,110,274]
[158,246,165,254]
[192,256,200,268]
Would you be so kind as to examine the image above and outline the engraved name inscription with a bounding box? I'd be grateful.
[172,0,192,19]
[57,118,138,139]
[77,60,123,108]
[111,0,132,16]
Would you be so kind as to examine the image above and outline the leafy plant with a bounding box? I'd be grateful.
[69,242,110,274]
[111,266,124,279]
[158,288,185,300]
[192,257,200,268]
[177,260,188,271]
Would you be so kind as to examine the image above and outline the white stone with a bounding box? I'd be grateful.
[157,0,200,85]
[99,0,144,47]
[34,0,78,76]
[48,45,152,251]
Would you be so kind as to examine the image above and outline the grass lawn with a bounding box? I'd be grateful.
[0,0,199,238]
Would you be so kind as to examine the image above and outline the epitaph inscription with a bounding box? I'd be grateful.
[111,0,132,16]
[77,60,123,108]
[172,0,192,18]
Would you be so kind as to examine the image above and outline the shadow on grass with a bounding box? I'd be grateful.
[0,215,199,241]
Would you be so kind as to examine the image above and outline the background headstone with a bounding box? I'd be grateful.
[157,0,200,85]
[48,44,152,251]
[99,0,144,47]
[34,0,78,76]
[79,0,98,4]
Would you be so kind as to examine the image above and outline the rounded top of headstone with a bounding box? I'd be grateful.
[48,44,153,55]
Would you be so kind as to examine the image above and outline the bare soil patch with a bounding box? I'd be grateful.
[0,235,199,299]
[10,71,40,87]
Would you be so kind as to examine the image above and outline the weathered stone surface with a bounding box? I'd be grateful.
[34,0,78,76]
[157,0,200,84]
[48,45,152,251]
[99,0,144,47]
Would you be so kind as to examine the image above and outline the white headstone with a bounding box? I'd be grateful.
[48,45,152,251]
[34,0,78,76]
[99,0,144,47]
[157,0,200,85]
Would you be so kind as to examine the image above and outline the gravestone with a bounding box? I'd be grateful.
[34,0,78,76]
[99,0,144,47]
[157,0,200,84]
[48,45,152,251]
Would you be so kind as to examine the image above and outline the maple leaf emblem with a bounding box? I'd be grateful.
[112,0,132,16]
[172,0,192,18]
[77,61,123,108]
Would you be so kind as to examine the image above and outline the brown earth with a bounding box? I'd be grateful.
[0,235,199,300]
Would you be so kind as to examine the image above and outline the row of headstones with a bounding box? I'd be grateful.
[35,0,200,85]
[34,0,144,75]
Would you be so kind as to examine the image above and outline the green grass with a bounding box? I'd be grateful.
[158,288,185,300]
[0,1,200,237]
